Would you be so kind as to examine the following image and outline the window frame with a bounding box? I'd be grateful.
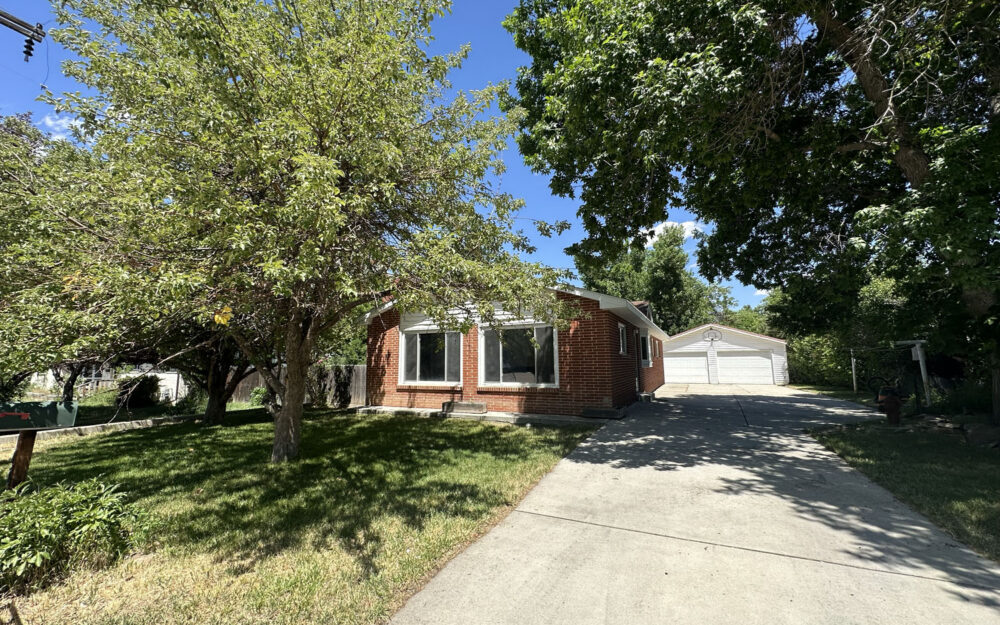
[618,323,628,355]
[640,330,651,368]
[398,328,463,387]
[478,323,560,388]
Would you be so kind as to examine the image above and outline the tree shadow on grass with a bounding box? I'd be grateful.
[27,409,587,580]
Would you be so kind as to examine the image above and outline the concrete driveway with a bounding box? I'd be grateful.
[392,384,1000,625]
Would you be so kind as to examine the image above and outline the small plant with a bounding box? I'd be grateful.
[248,386,268,407]
[0,479,148,594]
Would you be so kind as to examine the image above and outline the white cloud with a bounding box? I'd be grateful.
[754,289,770,296]
[39,114,81,141]
[649,220,706,244]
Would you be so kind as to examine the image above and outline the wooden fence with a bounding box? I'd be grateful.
[231,365,367,408]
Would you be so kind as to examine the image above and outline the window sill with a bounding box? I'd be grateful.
[477,384,560,392]
[397,382,462,390]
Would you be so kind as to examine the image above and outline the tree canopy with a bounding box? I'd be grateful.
[8,0,572,460]
[506,0,1000,419]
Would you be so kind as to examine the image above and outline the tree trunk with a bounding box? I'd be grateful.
[272,311,315,463]
[810,4,931,188]
[61,365,83,404]
[204,372,229,425]
[6,430,37,490]
[992,366,1000,427]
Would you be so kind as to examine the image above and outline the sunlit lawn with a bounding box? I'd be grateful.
[9,409,593,625]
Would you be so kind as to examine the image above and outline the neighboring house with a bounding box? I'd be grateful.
[365,288,668,417]
[28,364,190,403]
[662,323,788,385]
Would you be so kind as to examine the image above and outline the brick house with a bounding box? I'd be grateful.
[365,288,667,417]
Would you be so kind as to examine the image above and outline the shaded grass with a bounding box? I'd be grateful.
[10,409,593,624]
[814,421,1000,562]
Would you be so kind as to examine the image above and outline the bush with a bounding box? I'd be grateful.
[0,480,147,594]
[787,334,852,387]
[171,385,206,415]
[248,386,268,407]
[115,375,160,409]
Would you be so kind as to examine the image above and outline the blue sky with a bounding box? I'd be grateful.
[0,0,765,307]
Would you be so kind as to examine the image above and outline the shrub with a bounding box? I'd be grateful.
[115,375,160,409]
[0,480,148,594]
[248,386,268,407]
[787,334,852,387]
[171,385,206,415]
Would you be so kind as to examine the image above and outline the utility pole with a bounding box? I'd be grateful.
[850,349,858,393]
[0,9,46,62]
[895,340,932,407]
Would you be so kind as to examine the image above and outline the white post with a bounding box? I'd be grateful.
[850,349,858,393]
[915,343,932,407]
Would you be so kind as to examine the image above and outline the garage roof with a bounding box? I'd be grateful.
[665,323,786,345]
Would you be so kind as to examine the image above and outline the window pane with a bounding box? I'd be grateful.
[419,333,446,381]
[502,329,536,383]
[404,333,418,381]
[484,330,501,382]
[535,326,555,384]
[619,326,626,353]
[446,333,461,382]
[641,335,649,360]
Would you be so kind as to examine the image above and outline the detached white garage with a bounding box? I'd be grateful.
[662,324,787,385]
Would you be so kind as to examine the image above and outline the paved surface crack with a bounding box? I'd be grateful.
[513,509,996,591]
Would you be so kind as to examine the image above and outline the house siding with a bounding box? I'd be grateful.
[366,292,661,416]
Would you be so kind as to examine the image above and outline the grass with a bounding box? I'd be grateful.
[814,421,1000,562]
[68,389,253,427]
[7,409,593,625]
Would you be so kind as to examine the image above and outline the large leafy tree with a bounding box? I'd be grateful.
[575,225,733,334]
[507,0,1000,420]
[45,0,567,460]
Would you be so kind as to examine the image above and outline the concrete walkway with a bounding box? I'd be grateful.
[392,384,1000,625]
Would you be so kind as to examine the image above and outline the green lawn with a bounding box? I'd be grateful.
[814,422,1000,562]
[9,410,593,625]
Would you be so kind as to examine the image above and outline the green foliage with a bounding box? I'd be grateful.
[507,0,1000,418]
[574,224,736,334]
[248,386,268,407]
[0,480,147,594]
[116,375,160,410]
[171,385,207,415]
[35,0,576,458]
[786,334,851,387]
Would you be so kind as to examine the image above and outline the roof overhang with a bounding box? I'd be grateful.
[665,323,786,345]
[363,286,670,341]
[555,287,669,341]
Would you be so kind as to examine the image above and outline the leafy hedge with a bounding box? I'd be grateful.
[786,334,852,387]
[0,480,148,594]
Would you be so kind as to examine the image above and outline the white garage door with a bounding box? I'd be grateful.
[717,351,774,385]
[663,353,710,384]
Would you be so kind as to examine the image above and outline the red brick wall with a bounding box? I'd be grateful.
[641,336,665,392]
[366,293,659,416]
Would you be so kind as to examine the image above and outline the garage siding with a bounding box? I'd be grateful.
[661,325,787,385]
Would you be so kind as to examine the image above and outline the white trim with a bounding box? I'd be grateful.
[366,286,670,342]
[640,329,651,368]
[665,323,786,345]
[618,323,627,355]
[398,328,463,387]
[477,323,560,389]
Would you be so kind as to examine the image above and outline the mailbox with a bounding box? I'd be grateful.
[0,401,78,433]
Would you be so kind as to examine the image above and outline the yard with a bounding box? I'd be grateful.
[5,410,593,625]
[814,421,1000,562]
